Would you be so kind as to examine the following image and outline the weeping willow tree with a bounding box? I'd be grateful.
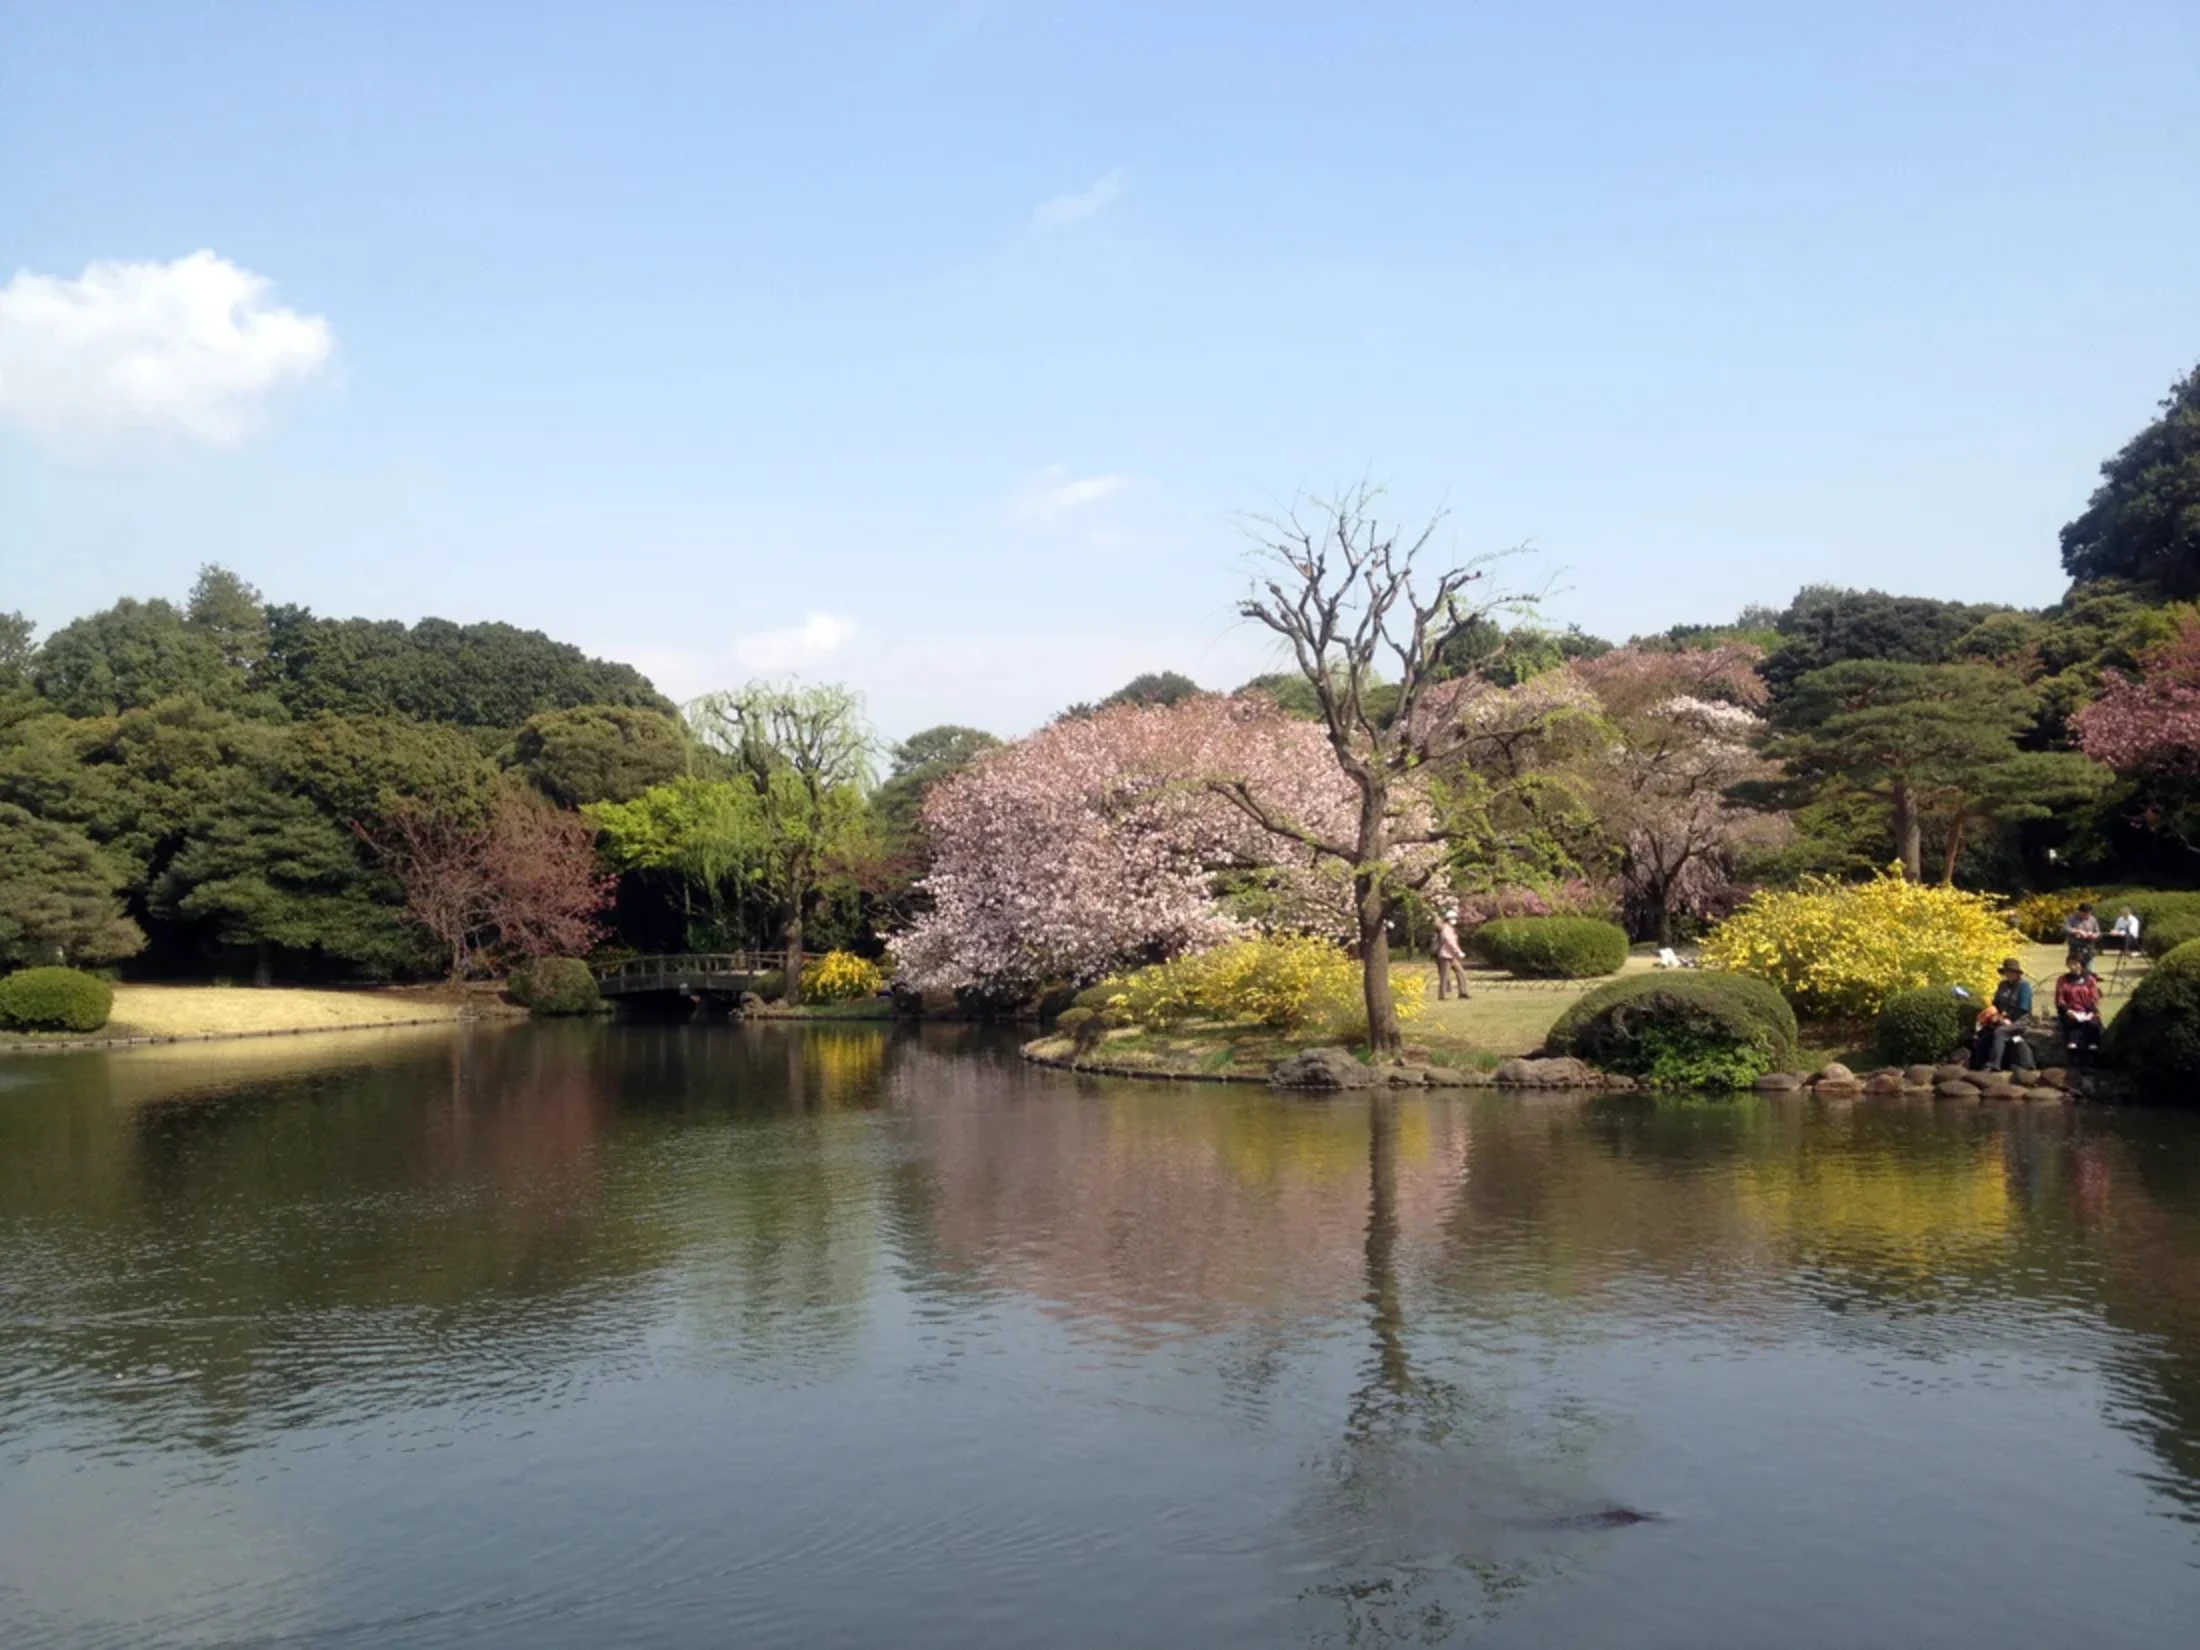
[591,682,875,1002]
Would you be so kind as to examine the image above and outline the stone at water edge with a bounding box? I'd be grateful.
[2039,1068,2070,1090]
[2010,1069,2044,1089]
[1936,1078,1982,1099]
[1981,1082,2025,1102]
[1903,1065,1938,1086]
[1600,1073,1640,1091]
[1815,1062,1856,1085]
[1494,1056,1601,1088]
[1862,1072,1905,1096]
[1269,1048,1377,1091]
[1934,1065,1974,1085]
[1384,1066,1432,1087]
[1755,1072,1805,1092]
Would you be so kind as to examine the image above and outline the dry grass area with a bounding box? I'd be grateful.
[103,985,474,1040]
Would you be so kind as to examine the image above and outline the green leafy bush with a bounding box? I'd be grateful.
[2105,938,2200,1087]
[751,970,786,1002]
[2138,898,2200,958]
[0,967,115,1033]
[1053,1005,1106,1053]
[1874,986,1976,1066]
[1546,971,1798,1088]
[508,957,600,1016]
[1474,917,1629,979]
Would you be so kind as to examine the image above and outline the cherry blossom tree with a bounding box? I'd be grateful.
[889,695,1373,999]
[2075,614,2200,775]
[1573,646,1779,943]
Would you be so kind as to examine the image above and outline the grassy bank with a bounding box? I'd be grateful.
[0,983,510,1050]
[1027,943,2150,1080]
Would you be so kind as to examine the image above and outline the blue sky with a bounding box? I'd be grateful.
[4,1,2195,738]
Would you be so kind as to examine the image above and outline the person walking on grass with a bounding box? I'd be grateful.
[1435,909,1470,1002]
[2055,952,2104,1068]
[1969,957,2036,1073]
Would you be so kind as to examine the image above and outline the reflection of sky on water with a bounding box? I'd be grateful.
[1,1023,2197,1647]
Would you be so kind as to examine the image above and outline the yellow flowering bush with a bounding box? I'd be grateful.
[1700,868,2017,1019]
[1106,934,1423,1034]
[2007,890,2097,944]
[801,950,885,1003]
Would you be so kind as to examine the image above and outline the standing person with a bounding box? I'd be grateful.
[2063,902,2101,964]
[1969,958,2035,1073]
[2054,952,2104,1068]
[1434,908,1469,1002]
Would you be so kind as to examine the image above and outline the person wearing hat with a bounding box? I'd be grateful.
[1968,957,2036,1073]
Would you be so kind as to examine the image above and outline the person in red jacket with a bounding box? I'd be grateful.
[2054,953,2104,1067]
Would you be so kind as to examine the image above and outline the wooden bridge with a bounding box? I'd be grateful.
[593,953,789,1001]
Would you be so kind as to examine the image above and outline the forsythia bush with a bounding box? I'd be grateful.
[1105,934,1424,1033]
[1701,868,2016,1019]
[2007,890,2098,944]
[802,950,885,1003]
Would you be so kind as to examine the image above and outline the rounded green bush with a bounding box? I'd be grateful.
[1546,971,1798,1088]
[1874,986,1976,1066]
[2105,938,2200,1087]
[508,957,600,1017]
[0,967,115,1033]
[1053,1005,1106,1053]
[1474,917,1629,979]
[2141,905,2200,959]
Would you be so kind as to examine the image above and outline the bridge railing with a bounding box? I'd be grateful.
[595,953,790,989]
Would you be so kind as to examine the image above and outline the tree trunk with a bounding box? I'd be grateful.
[1940,816,1966,886]
[782,902,805,1006]
[1892,781,1923,880]
[1653,899,1673,948]
[1355,795,1402,1059]
[253,941,272,989]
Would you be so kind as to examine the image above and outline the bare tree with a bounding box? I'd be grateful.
[1226,487,1526,1058]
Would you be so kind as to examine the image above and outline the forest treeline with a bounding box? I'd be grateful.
[3,360,2197,992]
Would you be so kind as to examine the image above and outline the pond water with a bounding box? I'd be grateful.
[2,1022,2198,1648]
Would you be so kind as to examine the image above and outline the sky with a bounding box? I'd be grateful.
[3,1,2196,739]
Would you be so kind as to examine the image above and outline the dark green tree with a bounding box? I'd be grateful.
[184,564,271,676]
[0,802,145,969]
[0,612,34,691]
[1101,670,1202,708]
[153,767,415,983]
[1762,587,2007,700]
[262,608,673,726]
[2060,362,2200,596]
[1775,661,2097,881]
[506,704,689,807]
[32,599,235,717]
[874,725,1000,843]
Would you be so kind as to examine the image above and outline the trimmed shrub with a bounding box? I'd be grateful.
[1701,869,2015,1019]
[0,967,115,1033]
[1875,986,1976,1067]
[802,950,885,1003]
[1545,971,1797,1088]
[2105,938,2200,1087]
[2141,906,2200,959]
[508,957,600,1017]
[751,970,787,1002]
[1474,917,1628,979]
[1054,1005,1106,1053]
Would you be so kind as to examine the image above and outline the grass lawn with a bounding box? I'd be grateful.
[0,984,479,1047]
[1033,944,2155,1079]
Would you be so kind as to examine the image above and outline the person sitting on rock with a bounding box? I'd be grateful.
[1968,958,2035,1073]
[2054,953,2104,1068]
[2063,902,2101,963]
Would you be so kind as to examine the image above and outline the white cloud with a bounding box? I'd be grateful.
[1015,463,1132,521]
[1032,168,1126,229]
[732,611,857,673]
[0,250,334,444]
